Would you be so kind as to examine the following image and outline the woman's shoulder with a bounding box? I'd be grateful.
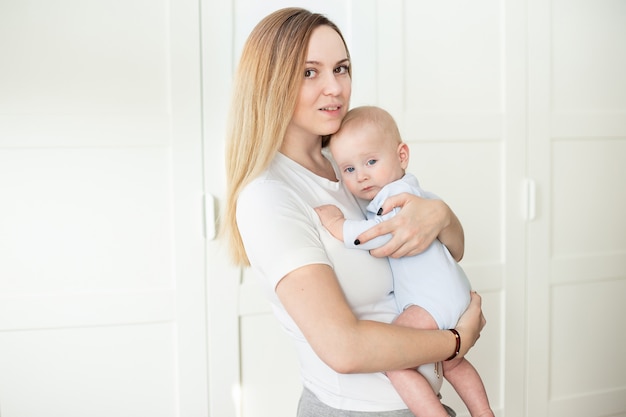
[239,153,334,212]
[240,156,302,196]
[237,162,315,224]
[240,155,292,194]
[239,173,301,213]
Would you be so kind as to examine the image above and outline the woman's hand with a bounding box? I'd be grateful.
[355,193,465,260]
[454,291,486,357]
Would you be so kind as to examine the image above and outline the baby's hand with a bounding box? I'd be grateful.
[314,204,345,241]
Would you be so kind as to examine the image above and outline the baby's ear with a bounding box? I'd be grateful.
[397,142,410,169]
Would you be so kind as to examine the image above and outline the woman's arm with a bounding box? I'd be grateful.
[354,193,465,261]
[276,263,484,374]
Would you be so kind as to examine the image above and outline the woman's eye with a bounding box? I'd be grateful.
[304,68,316,79]
[334,65,350,75]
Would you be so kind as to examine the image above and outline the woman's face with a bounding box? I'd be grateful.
[287,25,352,140]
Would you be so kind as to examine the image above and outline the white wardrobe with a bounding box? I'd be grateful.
[1,1,624,417]
[208,1,626,417]
[1,0,209,416]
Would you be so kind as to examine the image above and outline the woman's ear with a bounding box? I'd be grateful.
[397,142,410,169]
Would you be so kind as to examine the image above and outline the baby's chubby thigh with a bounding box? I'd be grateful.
[392,305,444,394]
[393,304,438,330]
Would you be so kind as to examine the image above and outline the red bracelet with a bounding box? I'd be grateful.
[445,329,461,361]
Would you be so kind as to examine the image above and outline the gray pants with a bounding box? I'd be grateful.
[297,387,456,417]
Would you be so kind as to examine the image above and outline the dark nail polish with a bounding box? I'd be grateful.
[377,208,383,215]
[354,239,361,245]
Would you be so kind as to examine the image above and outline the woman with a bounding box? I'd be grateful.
[223,7,485,416]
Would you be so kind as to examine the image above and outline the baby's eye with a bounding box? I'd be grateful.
[344,167,355,173]
[366,159,377,166]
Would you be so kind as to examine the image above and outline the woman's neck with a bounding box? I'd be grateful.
[280,134,337,181]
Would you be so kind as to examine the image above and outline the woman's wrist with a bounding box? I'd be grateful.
[453,291,484,358]
[445,329,461,361]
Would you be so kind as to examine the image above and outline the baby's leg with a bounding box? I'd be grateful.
[386,305,449,417]
[443,357,494,417]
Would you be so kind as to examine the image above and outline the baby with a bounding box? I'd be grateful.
[316,106,494,417]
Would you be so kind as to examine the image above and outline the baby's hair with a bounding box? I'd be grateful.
[333,106,402,145]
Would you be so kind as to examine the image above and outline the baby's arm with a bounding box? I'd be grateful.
[315,204,392,250]
[314,204,346,241]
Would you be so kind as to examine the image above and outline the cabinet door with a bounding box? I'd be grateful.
[375,2,512,415]
[527,0,626,416]
[0,1,208,415]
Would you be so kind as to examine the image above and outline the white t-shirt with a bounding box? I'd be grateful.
[237,151,442,411]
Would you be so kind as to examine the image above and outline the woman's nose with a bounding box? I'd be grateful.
[322,72,342,96]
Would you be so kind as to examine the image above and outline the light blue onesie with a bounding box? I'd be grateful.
[343,173,471,329]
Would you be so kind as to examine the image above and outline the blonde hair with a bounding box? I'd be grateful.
[223,8,351,266]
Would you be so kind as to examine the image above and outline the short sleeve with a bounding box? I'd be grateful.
[236,178,332,290]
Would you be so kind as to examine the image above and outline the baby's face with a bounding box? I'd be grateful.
[330,122,407,201]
